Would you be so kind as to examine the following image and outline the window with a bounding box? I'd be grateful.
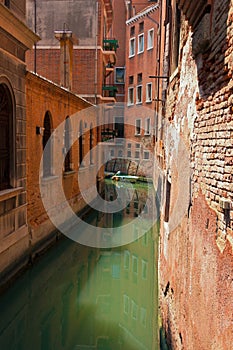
[142,232,148,246]
[90,125,93,164]
[129,37,136,57]
[135,119,141,135]
[145,118,151,135]
[127,143,131,148]
[0,83,13,190]
[129,75,134,85]
[146,83,152,102]
[131,300,138,320]
[124,251,130,270]
[164,179,171,222]
[127,150,131,158]
[147,29,154,49]
[142,260,148,280]
[128,87,134,105]
[136,143,140,149]
[132,255,138,283]
[138,34,144,54]
[143,151,150,160]
[118,150,123,158]
[136,85,142,104]
[64,117,72,172]
[124,295,130,314]
[132,255,138,274]
[130,26,135,36]
[137,73,142,83]
[115,67,125,84]
[43,111,53,177]
[110,149,114,157]
[140,307,147,327]
[79,121,84,166]
[139,21,144,32]
[135,151,140,159]
[4,0,10,8]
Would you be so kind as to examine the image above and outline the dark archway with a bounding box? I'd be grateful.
[43,111,53,177]
[79,121,84,166]
[64,117,72,172]
[0,84,13,190]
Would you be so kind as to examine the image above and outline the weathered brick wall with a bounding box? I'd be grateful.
[159,1,233,349]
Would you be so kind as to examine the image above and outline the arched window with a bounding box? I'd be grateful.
[64,117,72,172]
[0,84,13,191]
[79,121,83,166]
[42,111,53,177]
[90,123,93,164]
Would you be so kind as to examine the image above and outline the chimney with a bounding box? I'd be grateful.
[55,28,78,90]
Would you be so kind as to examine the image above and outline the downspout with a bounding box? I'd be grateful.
[146,10,161,143]
[95,1,99,105]
[156,1,163,143]
[34,0,37,73]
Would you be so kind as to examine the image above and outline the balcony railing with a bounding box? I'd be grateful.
[103,38,119,52]
[102,85,118,98]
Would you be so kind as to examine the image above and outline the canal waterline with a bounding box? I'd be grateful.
[0,181,159,350]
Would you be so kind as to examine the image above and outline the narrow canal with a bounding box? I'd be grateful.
[0,180,159,350]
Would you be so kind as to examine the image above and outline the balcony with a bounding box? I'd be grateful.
[102,85,118,100]
[102,38,119,66]
[103,39,119,51]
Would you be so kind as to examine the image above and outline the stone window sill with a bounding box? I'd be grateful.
[41,175,59,183]
[0,187,23,202]
[63,170,76,178]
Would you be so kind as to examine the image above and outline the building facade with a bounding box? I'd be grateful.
[124,3,160,178]
[26,72,98,256]
[158,0,233,348]
[0,0,39,283]
[26,0,119,105]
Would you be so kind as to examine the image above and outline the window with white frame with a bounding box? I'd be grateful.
[127,150,131,158]
[129,37,136,57]
[135,119,141,135]
[124,250,130,270]
[136,85,142,104]
[142,259,148,280]
[138,33,144,53]
[123,294,130,314]
[131,300,138,320]
[132,255,138,275]
[140,307,147,327]
[146,83,152,102]
[145,118,151,135]
[143,151,150,160]
[128,87,134,105]
[135,151,140,159]
[147,28,154,50]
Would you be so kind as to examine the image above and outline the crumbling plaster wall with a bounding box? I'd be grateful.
[159,2,233,349]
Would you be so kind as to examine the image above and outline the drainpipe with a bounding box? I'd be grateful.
[147,1,163,143]
[95,1,99,105]
[34,0,37,73]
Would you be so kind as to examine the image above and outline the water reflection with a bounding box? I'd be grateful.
[0,181,158,350]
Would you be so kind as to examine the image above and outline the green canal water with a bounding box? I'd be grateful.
[0,181,159,350]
